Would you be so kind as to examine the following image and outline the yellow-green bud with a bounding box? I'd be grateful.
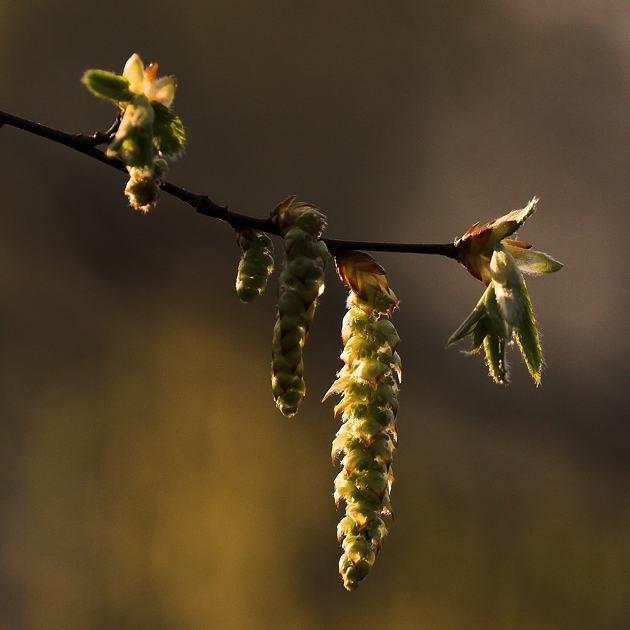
[235,229,275,303]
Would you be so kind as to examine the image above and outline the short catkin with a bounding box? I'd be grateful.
[235,228,275,303]
[270,197,328,417]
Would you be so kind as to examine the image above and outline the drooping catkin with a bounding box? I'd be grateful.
[326,251,400,591]
[235,228,275,302]
[270,196,328,417]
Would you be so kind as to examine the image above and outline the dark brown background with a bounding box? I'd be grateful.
[1,2,629,628]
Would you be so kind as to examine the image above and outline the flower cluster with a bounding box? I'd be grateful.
[235,228,275,303]
[83,54,185,211]
[326,251,400,590]
[270,196,328,417]
[449,198,563,383]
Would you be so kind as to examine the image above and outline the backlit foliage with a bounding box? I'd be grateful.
[73,56,566,590]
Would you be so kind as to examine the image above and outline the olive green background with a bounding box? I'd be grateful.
[1,2,629,629]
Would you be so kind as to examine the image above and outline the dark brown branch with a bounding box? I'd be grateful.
[0,110,458,259]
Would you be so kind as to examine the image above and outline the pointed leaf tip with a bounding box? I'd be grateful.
[82,70,134,102]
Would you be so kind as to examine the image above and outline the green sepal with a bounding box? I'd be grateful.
[82,69,134,103]
[152,101,186,155]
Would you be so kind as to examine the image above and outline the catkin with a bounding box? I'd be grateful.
[326,291,401,590]
[235,228,275,303]
[270,197,328,417]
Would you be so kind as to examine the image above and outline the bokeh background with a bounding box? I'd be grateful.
[1,2,629,629]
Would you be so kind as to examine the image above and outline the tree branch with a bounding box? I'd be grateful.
[0,110,458,259]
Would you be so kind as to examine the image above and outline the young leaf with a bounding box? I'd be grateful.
[152,101,186,156]
[82,70,134,103]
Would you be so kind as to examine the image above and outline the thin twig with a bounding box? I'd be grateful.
[0,110,458,259]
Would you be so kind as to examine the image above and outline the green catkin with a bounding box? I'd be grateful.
[235,228,275,302]
[326,292,401,591]
[270,197,328,417]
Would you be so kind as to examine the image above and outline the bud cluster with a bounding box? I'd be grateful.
[235,228,275,302]
[270,196,328,417]
[450,199,563,384]
[327,252,400,590]
[83,54,185,212]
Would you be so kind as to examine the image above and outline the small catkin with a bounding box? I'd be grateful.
[326,252,400,590]
[270,197,328,417]
[235,228,275,303]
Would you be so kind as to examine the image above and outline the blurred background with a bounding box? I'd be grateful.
[1,1,629,628]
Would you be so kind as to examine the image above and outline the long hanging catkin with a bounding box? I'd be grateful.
[270,196,328,417]
[326,251,400,590]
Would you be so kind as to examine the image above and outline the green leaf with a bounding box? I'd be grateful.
[82,70,134,102]
[484,331,508,384]
[447,288,488,346]
[490,197,538,242]
[490,248,525,328]
[483,283,509,337]
[504,244,564,275]
[468,318,488,353]
[152,101,185,155]
[513,278,543,383]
